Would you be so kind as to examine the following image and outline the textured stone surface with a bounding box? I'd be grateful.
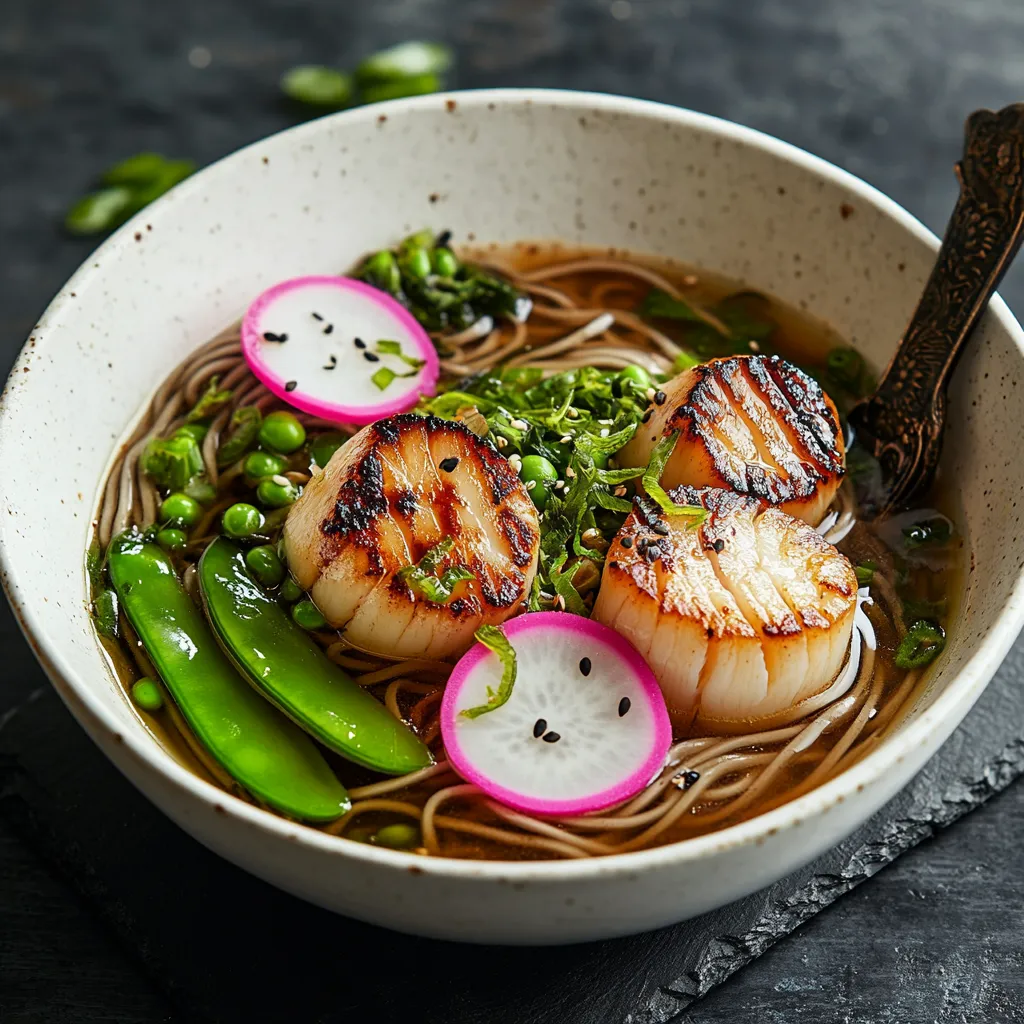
[2,1,1024,1022]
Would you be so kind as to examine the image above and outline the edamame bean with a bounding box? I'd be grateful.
[519,454,558,511]
[400,247,431,281]
[245,545,285,588]
[362,250,401,294]
[160,493,203,528]
[244,450,288,481]
[257,477,299,509]
[156,527,187,553]
[291,599,327,631]
[430,246,459,277]
[373,822,421,849]
[259,411,306,455]
[131,677,164,712]
[279,577,303,603]
[222,502,265,538]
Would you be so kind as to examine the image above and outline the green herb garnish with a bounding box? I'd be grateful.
[216,407,263,467]
[376,338,426,369]
[855,561,877,586]
[186,376,232,423]
[894,619,946,669]
[459,624,517,719]
[641,432,707,522]
[280,65,353,108]
[397,537,475,603]
[355,41,452,83]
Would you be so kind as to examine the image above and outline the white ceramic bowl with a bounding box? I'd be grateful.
[3,90,1023,945]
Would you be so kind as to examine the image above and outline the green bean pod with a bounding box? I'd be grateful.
[107,530,349,822]
[198,538,433,776]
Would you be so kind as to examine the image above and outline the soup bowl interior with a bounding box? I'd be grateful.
[2,90,1023,944]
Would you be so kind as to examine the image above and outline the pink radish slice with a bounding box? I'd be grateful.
[241,276,439,425]
[441,612,672,816]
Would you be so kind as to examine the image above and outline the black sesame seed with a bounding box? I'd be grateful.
[620,536,633,549]
[641,410,652,423]
[323,323,334,335]
[654,390,667,405]
[712,539,725,553]
[354,337,367,349]
[533,718,547,738]
[636,536,649,551]
[284,380,298,392]
[684,770,700,789]
[579,657,592,676]
[322,355,337,370]
[262,331,287,343]
[618,696,631,717]
[609,560,620,569]
[542,731,561,743]
[645,543,661,562]
[364,351,380,362]
[439,457,460,472]
[311,312,324,321]
[652,521,670,536]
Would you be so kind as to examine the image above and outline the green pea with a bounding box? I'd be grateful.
[373,822,421,849]
[257,478,299,509]
[362,250,401,294]
[222,503,265,539]
[519,454,558,511]
[400,247,432,281]
[160,492,203,528]
[309,432,347,469]
[156,528,187,553]
[174,423,209,444]
[291,599,327,631]
[620,365,652,390]
[280,576,303,603]
[246,545,285,588]
[131,677,164,712]
[430,247,459,277]
[259,411,306,455]
[244,450,288,481]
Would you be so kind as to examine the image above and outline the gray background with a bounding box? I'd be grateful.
[2,1,1023,1021]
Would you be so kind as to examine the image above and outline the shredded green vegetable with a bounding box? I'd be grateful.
[186,377,232,422]
[459,625,518,719]
[894,619,946,669]
[216,407,262,467]
[641,432,707,522]
[397,537,475,603]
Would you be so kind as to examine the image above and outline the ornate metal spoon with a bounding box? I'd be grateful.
[848,102,1024,516]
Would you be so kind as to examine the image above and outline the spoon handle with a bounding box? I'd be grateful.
[850,102,1024,512]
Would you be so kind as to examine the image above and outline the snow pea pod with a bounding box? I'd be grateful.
[198,537,433,776]
[107,531,349,822]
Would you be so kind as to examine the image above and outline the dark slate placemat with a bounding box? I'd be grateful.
[2,629,1022,1024]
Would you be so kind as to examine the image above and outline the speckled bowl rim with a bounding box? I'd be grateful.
[3,88,1024,885]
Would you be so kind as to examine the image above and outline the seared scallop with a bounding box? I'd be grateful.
[284,414,540,661]
[591,487,857,732]
[620,355,846,525]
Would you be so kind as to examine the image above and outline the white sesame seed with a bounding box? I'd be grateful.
[508,454,523,472]
[526,480,536,491]
[272,474,291,487]
[645,387,656,401]
[614,485,628,497]
[497,436,508,448]
[565,466,576,479]
[749,340,761,352]
[600,428,610,437]
[555,479,565,489]
[598,418,613,425]
[555,594,566,611]
[510,418,529,431]
[559,435,572,444]
[567,407,579,419]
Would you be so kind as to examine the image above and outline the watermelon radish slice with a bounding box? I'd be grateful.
[440,612,672,816]
[241,275,439,425]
